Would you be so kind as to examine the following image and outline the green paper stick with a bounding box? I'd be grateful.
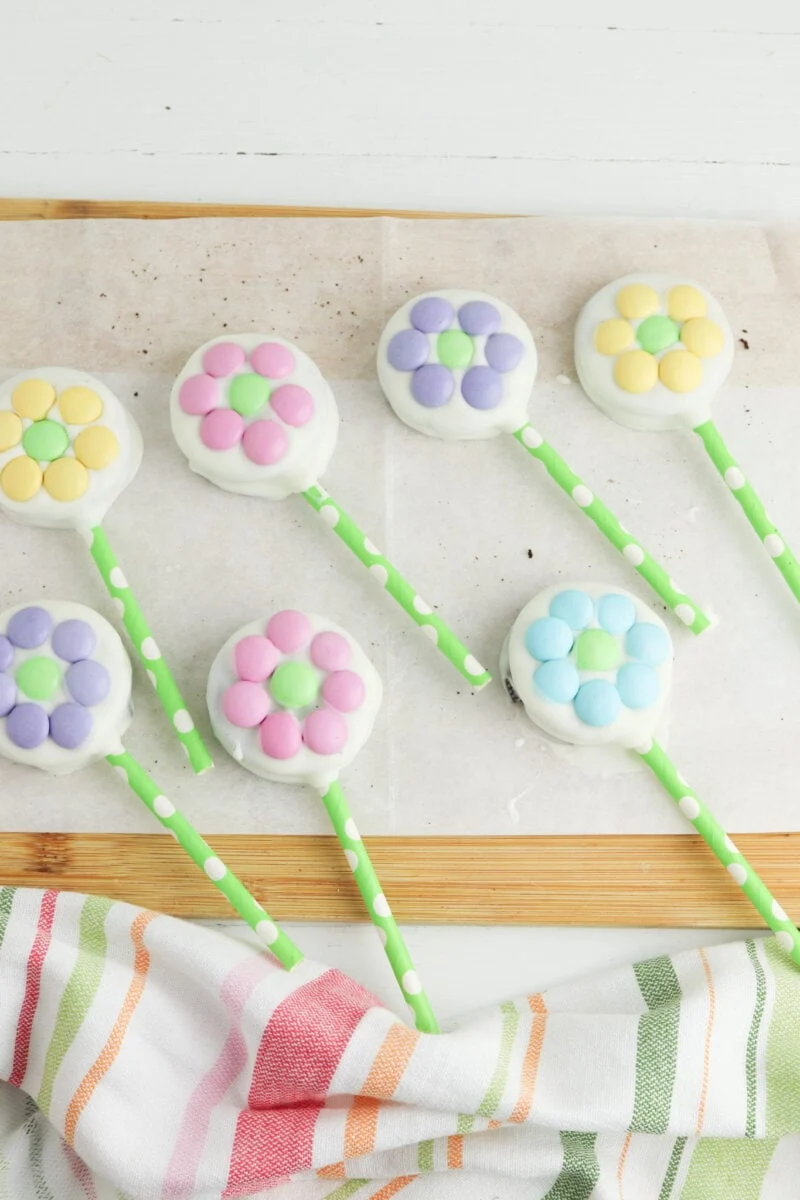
[88,525,213,774]
[321,780,439,1033]
[639,739,800,965]
[513,424,711,635]
[302,484,491,690]
[108,749,303,971]
[694,419,800,603]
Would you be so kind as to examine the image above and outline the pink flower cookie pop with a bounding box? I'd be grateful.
[171,334,490,691]
[208,607,438,1031]
[0,368,211,773]
[378,290,711,634]
[0,600,301,968]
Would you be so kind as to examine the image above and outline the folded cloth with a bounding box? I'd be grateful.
[0,886,799,1199]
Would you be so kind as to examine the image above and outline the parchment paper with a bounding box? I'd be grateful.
[0,216,798,836]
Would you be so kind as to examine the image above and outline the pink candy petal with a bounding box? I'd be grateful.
[234,635,281,682]
[260,711,302,759]
[310,631,351,672]
[222,681,270,728]
[203,342,246,378]
[179,374,219,415]
[321,670,365,713]
[242,419,288,465]
[303,708,348,755]
[200,408,244,450]
[270,384,314,427]
[251,342,295,379]
[266,610,311,654]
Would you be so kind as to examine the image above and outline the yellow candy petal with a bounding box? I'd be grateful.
[667,285,706,322]
[0,455,43,501]
[57,386,103,425]
[43,456,88,502]
[659,350,703,393]
[74,425,119,470]
[11,379,56,421]
[595,319,634,355]
[616,284,659,321]
[0,411,23,453]
[680,317,725,359]
[613,350,658,394]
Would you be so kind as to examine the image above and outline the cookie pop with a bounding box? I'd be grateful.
[378,290,710,634]
[0,600,301,967]
[208,607,438,1032]
[503,581,800,961]
[171,335,490,691]
[575,274,800,606]
[0,369,211,773]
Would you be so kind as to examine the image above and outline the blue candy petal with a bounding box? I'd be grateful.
[626,622,671,667]
[573,679,622,727]
[597,593,636,635]
[534,659,581,704]
[548,590,593,632]
[616,662,660,709]
[524,617,574,662]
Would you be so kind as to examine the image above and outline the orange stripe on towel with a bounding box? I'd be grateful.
[343,1024,420,1160]
[446,1135,463,1169]
[509,993,547,1124]
[696,948,716,1135]
[616,1130,633,1198]
[369,1175,416,1199]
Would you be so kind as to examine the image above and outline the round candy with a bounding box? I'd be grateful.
[596,594,636,635]
[57,387,103,425]
[234,636,280,682]
[626,622,670,667]
[524,617,573,662]
[7,703,49,749]
[534,659,580,704]
[270,385,314,427]
[595,319,634,356]
[616,284,659,320]
[0,636,13,671]
[16,657,61,701]
[614,350,658,394]
[12,379,55,421]
[241,420,288,465]
[680,318,724,359]
[437,330,473,370]
[22,419,70,462]
[179,374,219,416]
[461,366,502,410]
[43,457,88,502]
[321,670,365,713]
[549,590,593,631]
[266,610,311,653]
[1,456,43,502]
[574,679,622,727]
[304,708,348,755]
[668,285,706,322]
[636,315,679,355]
[203,342,246,378]
[200,409,244,451]
[0,412,22,453]
[575,629,619,671]
[658,350,702,393]
[73,426,120,470]
[269,662,318,709]
[387,329,429,372]
[410,297,454,333]
[7,607,52,649]
[0,674,15,717]
[49,703,93,749]
[228,374,270,417]
[310,632,351,672]
[458,300,501,336]
[52,619,96,663]
[260,711,302,759]
[66,660,111,707]
[411,364,454,408]
[222,681,270,728]
[250,342,295,379]
[484,333,524,372]
[616,662,659,709]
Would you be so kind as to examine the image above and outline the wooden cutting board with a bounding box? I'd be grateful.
[1,196,795,928]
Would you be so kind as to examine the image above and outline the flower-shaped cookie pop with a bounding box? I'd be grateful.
[575,275,800,608]
[171,334,489,691]
[0,368,211,773]
[503,582,800,962]
[208,608,438,1031]
[378,290,710,634]
[0,600,300,967]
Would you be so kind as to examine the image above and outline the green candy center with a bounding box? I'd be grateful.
[228,373,271,416]
[269,662,318,709]
[436,330,474,369]
[16,656,61,700]
[636,315,680,355]
[22,420,69,462]
[575,629,620,671]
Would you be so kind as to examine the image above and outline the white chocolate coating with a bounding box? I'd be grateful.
[574,274,734,431]
[0,368,142,531]
[208,612,382,791]
[377,289,537,440]
[503,582,673,749]
[170,334,339,500]
[0,601,132,775]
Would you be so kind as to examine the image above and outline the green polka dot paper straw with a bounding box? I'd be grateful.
[88,525,213,774]
[513,426,710,635]
[108,750,303,970]
[302,484,491,688]
[694,420,800,605]
[639,740,800,964]
[321,781,438,1033]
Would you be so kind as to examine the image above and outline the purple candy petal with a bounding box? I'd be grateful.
[66,660,111,707]
[7,703,49,749]
[0,635,12,672]
[7,607,52,650]
[411,364,455,408]
[387,329,429,371]
[485,332,525,372]
[52,619,97,663]
[458,300,501,336]
[461,365,503,410]
[0,674,15,717]
[410,296,454,334]
[49,703,93,750]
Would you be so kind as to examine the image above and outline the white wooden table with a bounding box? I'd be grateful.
[5,0,798,1020]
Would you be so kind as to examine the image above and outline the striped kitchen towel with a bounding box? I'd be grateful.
[0,887,799,1199]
